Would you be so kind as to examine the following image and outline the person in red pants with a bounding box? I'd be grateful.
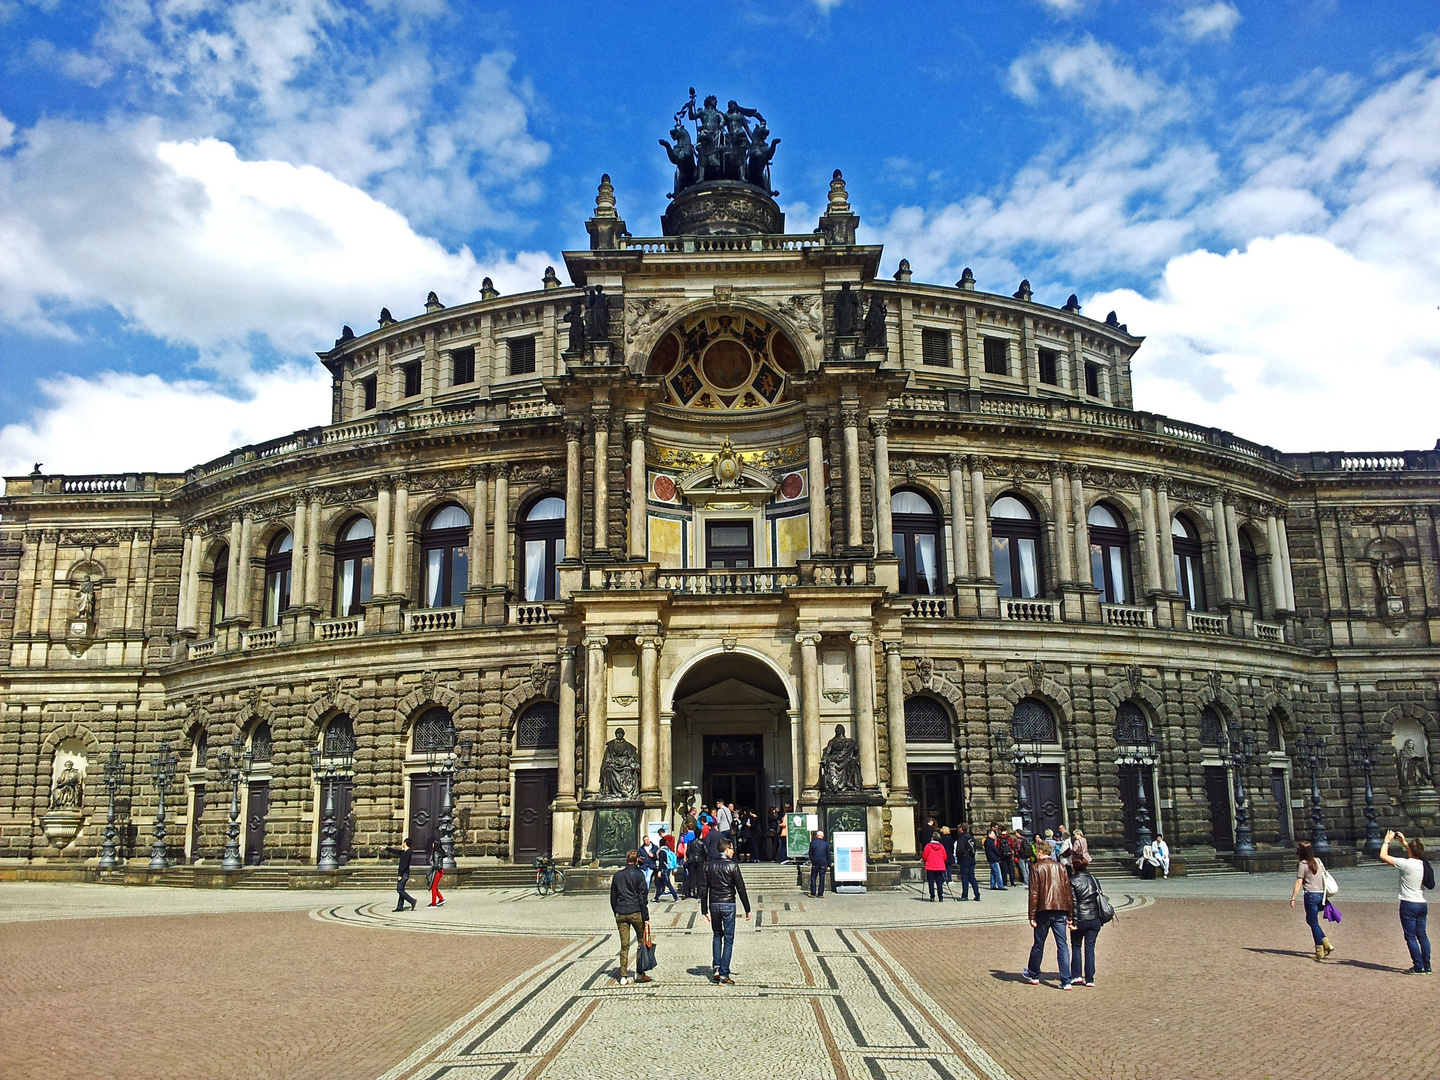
[427,837,446,907]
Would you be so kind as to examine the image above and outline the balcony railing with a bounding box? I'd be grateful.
[188,638,218,661]
[657,569,800,595]
[241,627,280,651]
[509,603,553,626]
[1001,598,1061,622]
[1186,612,1228,635]
[1102,603,1155,629]
[314,616,364,641]
[1254,621,1283,643]
[404,607,461,632]
[905,596,954,619]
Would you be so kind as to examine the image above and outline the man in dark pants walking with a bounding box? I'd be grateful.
[700,838,751,984]
[955,823,981,901]
[808,829,833,897]
[383,837,418,911]
[1022,840,1075,989]
[609,849,651,985]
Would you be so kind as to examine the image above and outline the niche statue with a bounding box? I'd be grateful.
[820,724,863,794]
[50,761,84,810]
[599,728,640,799]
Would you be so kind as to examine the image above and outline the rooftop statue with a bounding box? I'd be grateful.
[664,89,779,199]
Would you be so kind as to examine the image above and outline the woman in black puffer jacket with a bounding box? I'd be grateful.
[1068,853,1104,988]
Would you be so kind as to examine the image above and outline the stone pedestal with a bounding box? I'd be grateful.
[1401,788,1440,830]
[581,799,643,866]
[40,809,86,851]
[820,793,884,866]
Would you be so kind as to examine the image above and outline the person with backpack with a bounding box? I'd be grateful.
[1379,829,1432,975]
[1288,840,1335,961]
[955,823,980,901]
[1068,852,1108,987]
[685,823,710,899]
[654,836,680,902]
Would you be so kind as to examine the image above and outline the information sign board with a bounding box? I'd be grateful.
[786,812,811,859]
[833,830,867,883]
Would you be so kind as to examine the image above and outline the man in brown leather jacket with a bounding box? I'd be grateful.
[1021,839,1075,989]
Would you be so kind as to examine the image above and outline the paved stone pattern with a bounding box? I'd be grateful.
[0,909,564,1080]
[879,898,1440,1080]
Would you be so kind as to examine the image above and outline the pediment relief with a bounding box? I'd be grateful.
[675,677,788,711]
[676,437,778,509]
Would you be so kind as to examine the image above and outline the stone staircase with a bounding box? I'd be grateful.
[1083,850,1245,879]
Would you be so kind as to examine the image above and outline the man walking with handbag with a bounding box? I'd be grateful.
[1022,839,1075,989]
[609,850,651,985]
[700,838,751,984]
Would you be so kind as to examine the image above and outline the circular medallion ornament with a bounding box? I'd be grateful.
[702,339,752,390]
[652,474,677,502]
[781,472,804,500]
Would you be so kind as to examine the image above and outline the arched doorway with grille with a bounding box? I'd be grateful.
[904,695,964,848]
[511,700,559,862]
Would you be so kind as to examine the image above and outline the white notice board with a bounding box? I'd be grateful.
[833,831,867,883]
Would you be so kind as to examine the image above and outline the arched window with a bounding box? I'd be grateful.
[412,707,457,754]
[422,505,470,609]
[892,489,944,595]
[991,495,1043,599]
[1172,515,1206,611]
[263,532,293,626]
[517,496,565,602]
[1267,712,1284,752]
[322,715,356,757]
[516,701,560,750]
[1239,529,1262,615]
[334,517,375,617]
[248,720,274,762]
[191,727,208,769]
[1199,706,1225,748]
[1012,697,1057,742]
[1088,503,1132,605]
[904,697,952,742]
[209,546,229,634]
[1113,702,1149,745]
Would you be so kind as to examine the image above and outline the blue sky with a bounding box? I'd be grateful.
[1,1,1437,477]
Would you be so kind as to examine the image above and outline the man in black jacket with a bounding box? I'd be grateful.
[383,838,418,911]
[699,838,751,984]
[808,830,833,898]
[955,823,981,902]
[684,826,709,899]
[609,850,651,985]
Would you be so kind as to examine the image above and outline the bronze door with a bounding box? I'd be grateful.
[513,769,558,862]
[408,775,446,853]
[1204,766,1234,851]
[707,773,759,813]
[244,782,269,865]
[320,777,355,864]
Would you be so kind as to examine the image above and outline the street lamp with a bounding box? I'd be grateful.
[1221,721,1258,858]
[309,736,354,872]
[215,734,246,871]
[1114,735,1160,856]
[1348,725,1383,856]
[148,742,178,870]
[438,738,473,871]
[991,723,1042,836]
[1295,724,1331,856]
[97,748,127,870]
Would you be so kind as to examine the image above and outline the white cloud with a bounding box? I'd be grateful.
[1008,36,1177,115]
[0,111,15,150]
[0,365,332,480]
[1037,0,1088,16]
[1174,2,1241,43]
[1092,235,1440,450]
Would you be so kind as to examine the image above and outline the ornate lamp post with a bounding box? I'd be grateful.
[438,738,473,871]
[1295,724,1331,856]
[97,748,127,870]
[991,723,1042,836]
[148,742,178,870]
[309,736,354,873]
[215,734,246,871]
[1221,721,1258,857]
[1114,735,1160,856]
[1348,725,1383,856]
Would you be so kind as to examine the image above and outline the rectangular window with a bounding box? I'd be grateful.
[983,336,1009,376]
[1038,348,1059,385]
[508,336,536,375]
[361,376,377,411]
[403,362,422,398]
[451,346,475,385]
[706,520,754,568]
[920,328,951,367]
[1085,361,1101,397]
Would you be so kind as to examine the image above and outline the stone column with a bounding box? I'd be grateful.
[842,407,864,550]
[177,532,194,629]
[1224,498,1245,603]
[306,493,322,605]
[238,512,255,614]
[1211,491,1235,602]
[1157,481,1177,593]
[565,422,583,561]
[224,519,242,620]
[883,641,908,796]
[969,456,991,578]
[185,530,203,629]
[583,635,609,794]
[872,417,893,557]
[391,477,410,599]
[1266,512,1287,615]
[592,411,610,554]
[1051,463,1072,584]
[290,496,308,609]
[1277,515,1296,611]
[492,466,511,592]
[469,467,489,589]
[807,417,829,556]
[1070,467,1091,587]
[557,645,577,801]
[628,420,647,560]
[947,455,970,581]
[1140,478,1162,595]
[637,635,662,794]
[374,484,392,598]
[851,632,878,788]
[797,633,822,794]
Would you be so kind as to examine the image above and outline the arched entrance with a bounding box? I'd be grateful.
[668,652,795,839]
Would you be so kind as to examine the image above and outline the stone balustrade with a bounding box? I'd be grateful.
[1001,598,1061,622]
[1102,603,1155,629]
[404,607,461,633]
[1186,611,1228,635]
[314,616,364,641]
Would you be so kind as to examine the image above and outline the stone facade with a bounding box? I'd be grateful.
[2,169,1437,871]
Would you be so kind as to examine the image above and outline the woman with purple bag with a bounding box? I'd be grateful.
[1288,841,1335,961]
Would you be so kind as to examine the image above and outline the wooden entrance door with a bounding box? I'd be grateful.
[1117,765,1156,851]
[189,784,206,863]
[703,735,764,815]
[320,777,354,864]
[908,768,965,846]
[513,769,558,862]
[1270,769,1291,845]
[244,781,269,865]
[408,775,446,853]
[1020,764,1063,836]
[1203,766,1234,851]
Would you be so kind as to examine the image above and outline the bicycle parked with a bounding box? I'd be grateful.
[534,854,565,896]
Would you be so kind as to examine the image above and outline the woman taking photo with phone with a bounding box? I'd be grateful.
[1379,829,1432,975]
[1288,840,1333,961]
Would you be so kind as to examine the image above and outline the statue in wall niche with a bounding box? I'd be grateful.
[50,761,84,810]
[1376,553,1398,597]
[599,728,640,799]
[73,577,96,622]
[1398,738,1434,791]
[563,297,586,355]
[820,724,863,794]
[585,285,611,343]
[833,282,860,338]
[863,295,887,351]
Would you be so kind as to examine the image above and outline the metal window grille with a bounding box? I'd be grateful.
[1113,702,1149,746]
[249,721,273,762]
[508,336,536,375]
[413,708,457,753]
[1038,349,1058,385]
[516,702,560,750]
[323,716,356,757]
[1199,706,1224,747]
[451,347,475,385]
[404,362,422,397]
[920,328,951,367]
[904,697,952,742]
[1011,697,1056,742]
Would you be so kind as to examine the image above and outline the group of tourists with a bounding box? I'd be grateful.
[1019,837,1112,989]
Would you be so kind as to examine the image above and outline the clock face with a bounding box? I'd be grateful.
[648,311,800,411]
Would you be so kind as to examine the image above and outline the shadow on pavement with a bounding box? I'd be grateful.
[988,969,1032,984]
